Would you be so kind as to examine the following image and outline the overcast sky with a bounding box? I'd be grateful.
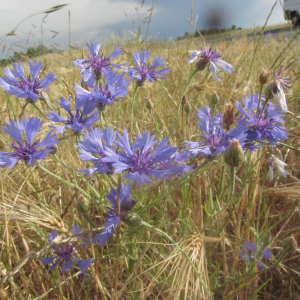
[0,0,286,59]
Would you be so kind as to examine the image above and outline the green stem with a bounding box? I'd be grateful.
[130,86,139,143]
[102,111,109,128]
[210,166,236,219]
[168,69,197,138]
[288,106,300,130]
[185,113,189,140]
[36,163,99,202]
[141,221,210,296]
[32,103,78,152]
[150,110,160,139]
[257,84,264,111]
[53,154,101,198]
[278,142,300,152]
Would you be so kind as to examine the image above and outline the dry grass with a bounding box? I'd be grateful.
[0,27,300,299]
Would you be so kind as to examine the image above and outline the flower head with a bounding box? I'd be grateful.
[0,117,59,168]
[0,60,57,102]
[40,226,93,274]
[92,183,137,245]
[235,93,288,147]
[47,96,98,134]
[269,67,292,112]
[72,41,127,81]
[75,69,129,111]
[240,241,272,269]
[103,129,192,187]
[77,127,118,175]
[187,47,234,81]
[184,109,249,158]
[266,155,289,181]
[125,49,169,86]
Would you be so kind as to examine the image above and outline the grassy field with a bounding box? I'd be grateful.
[0,22,300,300]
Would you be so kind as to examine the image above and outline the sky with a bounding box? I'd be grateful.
[0,0,287,59]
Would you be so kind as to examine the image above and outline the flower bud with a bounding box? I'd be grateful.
[196,58,209,71]
[210,92,219,106]
[184,102,191,114]
[121,199,137,212]
[224,139,245,167]
[97,102,106,111]
[146,98,154,110]
[259,70,271,85]
[77,195,91,213]
[181,94,187,106]
[223,103,234,130]
[264,85,273,101]
[283,236,298,253]
[122,212,142,227]
[260,231,272,249]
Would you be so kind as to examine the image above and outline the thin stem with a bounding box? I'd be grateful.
[130,85,139,143]
[150,110,160,139]
[114,176,122,298]
[32,102,78,152]
[36,163,99,202]
[257,84,264,111]
[168,69,197,138]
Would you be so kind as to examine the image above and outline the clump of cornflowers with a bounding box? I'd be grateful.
[235,93,288,147]
[72,40,126,81]
[77,127,118,175]
[0,60,57,102]
[125,49,170,86]
[266,155,289,181]
[184,107,250,158]
[92,183,139,245]
[266,67,292,113]
[75,69,129,111]
[103,129,192,187]
[240,241,272,269]
[47,96,98,135]
[0,117,59,168]
[41,226,93,274]
[187,46,234,82]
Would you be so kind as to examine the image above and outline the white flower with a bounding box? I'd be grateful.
[266,155,289,181]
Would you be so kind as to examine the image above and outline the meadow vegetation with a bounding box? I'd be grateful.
[0,18,300,300]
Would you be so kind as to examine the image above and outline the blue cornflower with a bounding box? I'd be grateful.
[240,241,272,269]
[75,69,129,111]
[92,183,136,245]
[196,106,222,122]
[235,93,288,147]
[0,60,57,102]
[187,47,234,82]
[184,110,249,157]
[47,96,98,135]
[0,117,59,168]
[125,49,170,86]
[77,127,118,175]
[41,226,93,274]
[103,129,191,187]
[72,41,127,81]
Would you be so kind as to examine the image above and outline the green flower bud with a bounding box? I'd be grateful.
[184,102,191,114]
[97,102,106,111]
[122,212,142,227]
[260,231,272,249]
[146,99,154,110]
[77,195,91,213]
[210,92,219,105]
[196,58,209,71]
[264,85,273,101]
[224,139,245,167]
[283,236,298,253]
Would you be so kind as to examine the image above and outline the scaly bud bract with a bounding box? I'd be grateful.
[224,139,245,167]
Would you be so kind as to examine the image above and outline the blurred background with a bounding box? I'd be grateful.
[0,0,286,59]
